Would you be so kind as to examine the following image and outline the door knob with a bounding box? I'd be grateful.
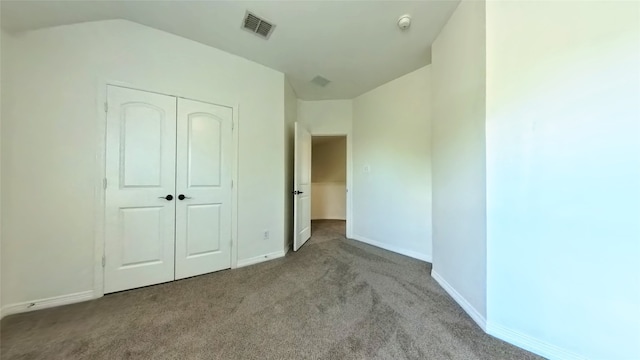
[178,194,192,200]
[159,194,174,201]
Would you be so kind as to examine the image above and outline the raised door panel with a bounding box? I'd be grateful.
[119,207,164,267]
[121,104,165,188]
[188,113,222,187]
[186,204,221,258]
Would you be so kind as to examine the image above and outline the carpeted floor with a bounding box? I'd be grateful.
[0,220,540,360]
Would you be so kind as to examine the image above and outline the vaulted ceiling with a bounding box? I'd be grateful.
[1,1,459,100]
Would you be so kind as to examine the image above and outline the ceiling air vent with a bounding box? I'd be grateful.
[242,11,276,39]
[311,76,331,87]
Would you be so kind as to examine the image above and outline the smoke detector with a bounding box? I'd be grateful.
[397,14,411,31]
[242,11,276,39]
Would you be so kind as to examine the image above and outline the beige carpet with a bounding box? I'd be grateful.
[0,220,540,360]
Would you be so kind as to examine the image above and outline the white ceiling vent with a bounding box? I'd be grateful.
[242,11,276,39]
[311,76,331,87]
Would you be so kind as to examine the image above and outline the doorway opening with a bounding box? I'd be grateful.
[311,136,347,241]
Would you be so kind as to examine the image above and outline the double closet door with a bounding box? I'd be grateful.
[104,85,233,293]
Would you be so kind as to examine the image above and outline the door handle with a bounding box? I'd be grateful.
[159,194,174,201]
[178,194,192,200]
[293,190,304,195]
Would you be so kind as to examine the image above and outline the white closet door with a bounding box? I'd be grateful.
[174,99,233,280]
[104,86,177,293]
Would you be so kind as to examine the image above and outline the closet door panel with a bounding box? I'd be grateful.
[175,99,233,279]
[104,86,177,293]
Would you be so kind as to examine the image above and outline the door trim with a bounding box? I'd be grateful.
[94,79,239,298]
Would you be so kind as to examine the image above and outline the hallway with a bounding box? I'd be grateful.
[308,220,346,246]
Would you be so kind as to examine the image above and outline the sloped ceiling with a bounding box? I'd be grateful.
[1,0,459,100]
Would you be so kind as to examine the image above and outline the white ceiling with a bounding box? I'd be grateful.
[0,0,459,100]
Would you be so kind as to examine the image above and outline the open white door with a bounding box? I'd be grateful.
[293,122,312,251]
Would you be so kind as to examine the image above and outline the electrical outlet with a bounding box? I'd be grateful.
[263,230,270,240]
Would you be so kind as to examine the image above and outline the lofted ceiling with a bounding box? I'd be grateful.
[0,0,460,100]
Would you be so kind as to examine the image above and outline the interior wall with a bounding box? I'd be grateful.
[485,2,640,359]
[297,100,352,135]
[284,78,297,250]
[311,137,346,220]
[1,28,14,314]
[0,22,4,310]
[0,20,286,308]
[312,138,347,183]
[430,0,487,322]
[352,65,432,262]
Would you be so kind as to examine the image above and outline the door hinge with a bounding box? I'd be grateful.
[101,255,106,267]
[232,121,234,131]
[104,102,108,113]
[103,178,107,189]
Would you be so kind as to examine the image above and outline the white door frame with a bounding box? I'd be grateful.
[93,80,239,299]
[309,132,353,239]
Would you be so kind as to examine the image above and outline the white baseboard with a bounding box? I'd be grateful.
[486,322,587,360]
[431,271,487,331]
[351,234,432,262]
[431,271,586,359]
[236,249,287,268]
[1,290,95,319]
